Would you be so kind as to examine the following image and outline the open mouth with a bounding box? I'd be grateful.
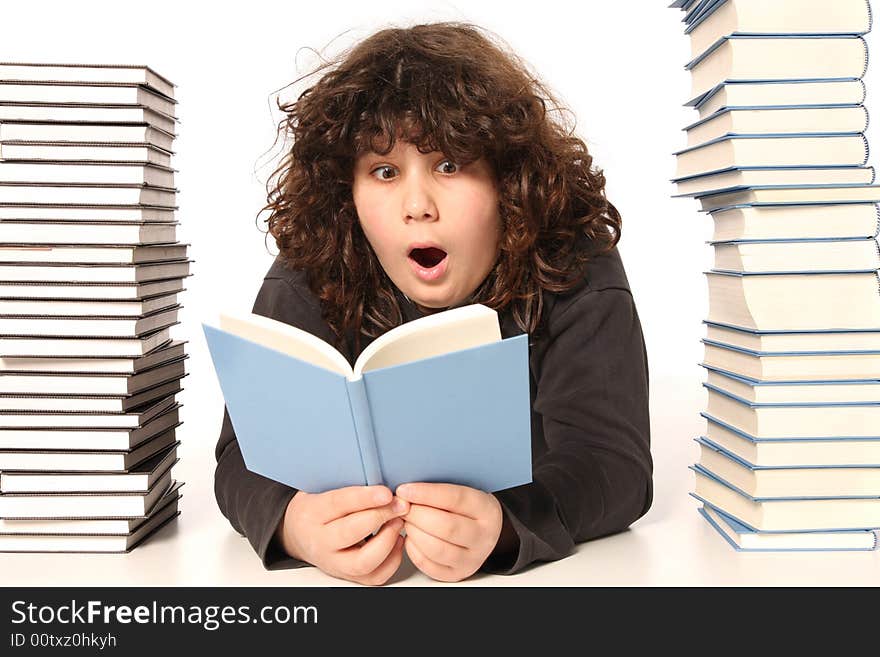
[408,247,447,269]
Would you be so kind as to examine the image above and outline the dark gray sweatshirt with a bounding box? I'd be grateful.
[214,246,653,574]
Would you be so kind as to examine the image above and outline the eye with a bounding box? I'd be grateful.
[369,165,398,181]
[436,160,458,175]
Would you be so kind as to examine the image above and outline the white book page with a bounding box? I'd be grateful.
[218,312,352,377]
[353,304,502,376]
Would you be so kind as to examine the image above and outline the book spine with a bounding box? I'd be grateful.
[345,377,383,487]
[874,204,880,237]
[873,235,880,269]
[868,0,874,34]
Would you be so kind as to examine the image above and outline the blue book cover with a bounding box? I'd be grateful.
[671,164,875,188]
[691,463,880,502]
[696,435,880,469]
[702,337,880,358]
[203,310,533,494]
[703,320,880,336]
[683,0,872,37]
[702,411,880,443]
[698,504,877,551]
[673,132,868,157]
[708,235,876,245]
[696,184,880,213]
[689,79,866,111]
[681,105,869,135]
[701,362,880,387]
[704,381,880,409]
[682,0,719,24]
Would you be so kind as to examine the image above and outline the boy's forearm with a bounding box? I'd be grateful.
[214,408,307,570]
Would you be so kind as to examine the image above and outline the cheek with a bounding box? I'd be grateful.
[353,186,390,253]
[460,190,501,250]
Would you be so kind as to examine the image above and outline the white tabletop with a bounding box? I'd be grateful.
[2,374,879,587]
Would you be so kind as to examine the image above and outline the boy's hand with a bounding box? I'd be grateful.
[275,486,409,586]
[395,482,504,582]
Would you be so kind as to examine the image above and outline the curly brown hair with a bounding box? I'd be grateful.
[263,21,621,351]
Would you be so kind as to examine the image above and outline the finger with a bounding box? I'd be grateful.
[338,517,404,579]
[355,534,405,587]
[395,482,483,517]
[317,485,393,523]
[403,521,467,568]
[404,503,477,548]
[327,497,409,549]
[404,534,459,582]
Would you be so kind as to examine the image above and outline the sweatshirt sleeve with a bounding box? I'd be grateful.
[213,274,330,570]
[482,287,653,574]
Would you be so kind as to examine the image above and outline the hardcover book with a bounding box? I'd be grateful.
[0,222,178,246]
[673,165,875,197]
[0,306,180,338]
[708,202,880,241]
[0,490,180,553]
[702,339,880,380]
[698,504,876,551]
[0,104,176,133]
[0,481,181,534]
[0,122,174,151]
[697,184,880,212]
[0,357,187,395]
[0,327,173,357]
[0,339,185,373]
[690,464,880,531]
[0,429,178,472]
[203,304,533,493]
[703,321,880,353]
[685,0,872,61]
[710,237,880,273]
[0,244,188,265]
[703,414,880,467]
[686,35,868,104]
[0,259,190,283]
[696,436,880,498]
[703,364,880,404]
[683,105,869,149]
[704,269,880,330]
[0,205,175,222]
[674,133,869,179]
[0,161,176,187]
[693,79,866,116]
[0,404,181,450]
[0,471,173,518]
[0,279,185,302]
[704,384,879,438]
[0,378,183,413]
[0,183,178,208]
[0,63,175,97]
[0,83,175,115]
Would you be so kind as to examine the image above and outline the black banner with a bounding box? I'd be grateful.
[0,586,873,650]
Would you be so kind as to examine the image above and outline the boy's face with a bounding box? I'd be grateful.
[352,141,502,310]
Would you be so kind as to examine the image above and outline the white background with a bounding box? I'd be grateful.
[1,0,879,579]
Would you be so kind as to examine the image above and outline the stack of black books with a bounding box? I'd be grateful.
[0,63,187,553]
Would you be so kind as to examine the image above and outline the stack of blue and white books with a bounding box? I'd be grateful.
[670,0,880,551]
[0,63,189,553]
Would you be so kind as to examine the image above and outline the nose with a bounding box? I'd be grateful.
[402,174,438,223]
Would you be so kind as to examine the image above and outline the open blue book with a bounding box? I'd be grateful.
[203,304,532,494]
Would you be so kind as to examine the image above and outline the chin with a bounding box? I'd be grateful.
[406,288,457,310]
